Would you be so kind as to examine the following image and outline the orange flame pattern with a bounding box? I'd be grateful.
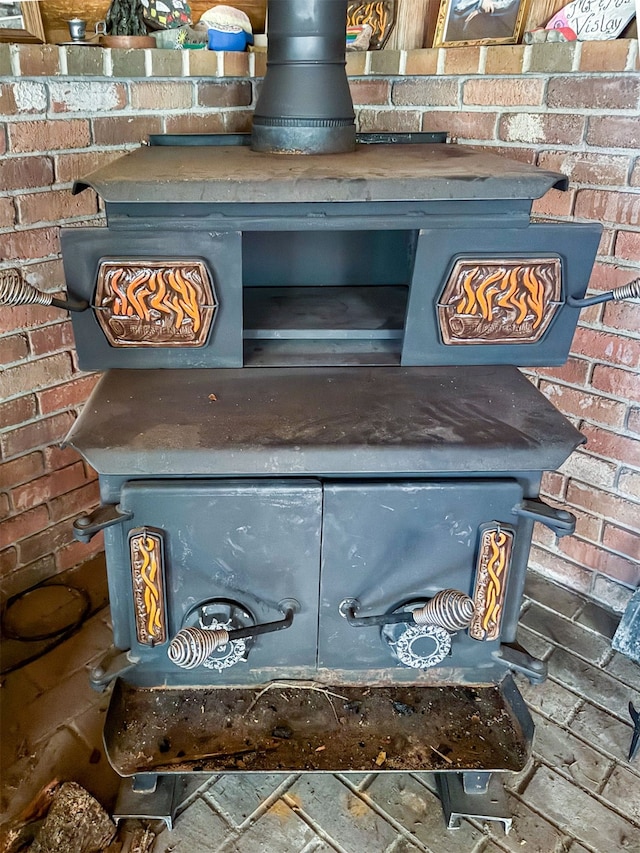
[131,529,166,645]
[107,266,204,334]
[456,264,547,330]
[469,526,513,642]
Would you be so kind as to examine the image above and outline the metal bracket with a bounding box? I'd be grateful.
[73,504,133,543]
[112,775,178,830]
[493,642,547,684]
[435,772,512,833]
[90,646,138,691]
[513,498,576,538]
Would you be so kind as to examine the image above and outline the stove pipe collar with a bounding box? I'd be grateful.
[250,0,356,155]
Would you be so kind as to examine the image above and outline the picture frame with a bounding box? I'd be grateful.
[434,0,529,46]
[0,1,45,43]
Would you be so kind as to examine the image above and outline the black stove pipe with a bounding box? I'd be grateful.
[250,0,356,154]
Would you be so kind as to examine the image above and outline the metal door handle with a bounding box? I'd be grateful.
[168,600,297,669]
[340,588,475,632]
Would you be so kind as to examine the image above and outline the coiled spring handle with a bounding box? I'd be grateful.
[568,277,640,308]
[0,268,88,312]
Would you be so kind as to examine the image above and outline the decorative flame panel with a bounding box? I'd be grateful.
[468,524,514,642]
[438,258,562,345]
[130,527,167,646]
[95,259,217,347]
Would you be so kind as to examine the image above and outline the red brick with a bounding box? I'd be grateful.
[484,45,526,75]
[588,262,638,294]
[162,113,223,135]
[587,116,640,149]
[221,51,250,78]
[596,228,615,259]
[50,480,100,522]
[0,452,44,489]
[56,532,104,573]
[0,493,10,521]
[403,49,439,76]
[0,196,14,228]
[603,296,640,335]
[0,394,37,430]
[349,79,390,106]
[528,544,593,594]
[574,189,640,227]
[92,115,163,145]
[49,80,127,114]
[540,471,567,501]
[536,151,632,187]
[1,412,75,458]
[580,423,640,467]
[539,381,626,429]
[0,353,73,399]
[38,374,100,415]
[54,150,127,185]
[591,364,640,403]
[393,79,458,107]
[0,81,47,116]
[579,39,632,72]
[619,469,640,500]
[547,76,640,111]
[7,120,91,154]
[442,46,481,74]
[567,481,640,532]
[0,303,61,336]
[16,189,98,227]
[603,523,640,561]
[130,81,193,111]
[0,505,49,550]
[11,462,88,513]
[0,156,53,192]
[18,516,76,565]
[27,321,75,357]
[358,110,422,134]
[573,326,639,370]
[631,158,640,187]
[559,536,640,586]
[499,113,585,146]
[424,110,497,141]
[0,227,60,262]
[628,408,640,435]
[197,81,253,108]
[15,44,61,77]
[0,333,29,365]
[45,444,85,472]
[463,78,544,107]
[531,187,575,218]
[533,357,590,388]
[478,145,537,165]
[0,547,18,575]
[614,230,640,262]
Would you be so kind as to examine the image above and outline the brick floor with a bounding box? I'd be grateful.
[1,569,639,853]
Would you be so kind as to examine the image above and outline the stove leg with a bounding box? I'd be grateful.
[434,771,512,833]
[112,774,178,829]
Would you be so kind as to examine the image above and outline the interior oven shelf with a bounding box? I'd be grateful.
[243,285,407,366]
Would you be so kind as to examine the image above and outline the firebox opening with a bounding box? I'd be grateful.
[242,229,416,365]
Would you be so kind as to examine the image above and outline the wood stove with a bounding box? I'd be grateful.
[29,130,610,830]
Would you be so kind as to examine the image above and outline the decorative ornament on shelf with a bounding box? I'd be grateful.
[544,0,636,39]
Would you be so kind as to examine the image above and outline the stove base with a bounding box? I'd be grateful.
[104,676,532,776]
[112,774,178,829]
[435,771,512,833]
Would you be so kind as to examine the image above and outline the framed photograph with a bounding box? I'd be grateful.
[434,0,529,46]
[0,1,45,43]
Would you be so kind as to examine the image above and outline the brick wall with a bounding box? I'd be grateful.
[1,40,638,611]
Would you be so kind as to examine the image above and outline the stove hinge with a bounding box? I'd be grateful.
[73,504,134,543]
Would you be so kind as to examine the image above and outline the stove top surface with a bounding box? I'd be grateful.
[66,365,583,477]
[73,143,567,205]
